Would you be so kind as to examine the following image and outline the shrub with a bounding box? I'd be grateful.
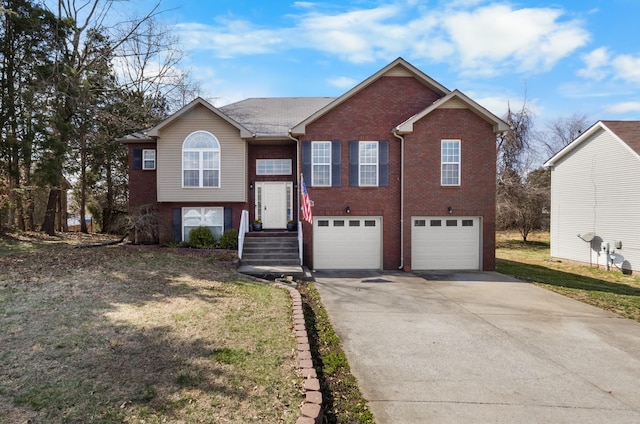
[188,226,216,249]
[219,228,238,249]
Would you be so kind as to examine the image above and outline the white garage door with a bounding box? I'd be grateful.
[412,216,481,270]
[314,217,382,270]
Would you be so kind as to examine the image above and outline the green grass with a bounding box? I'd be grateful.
[496,231,640,322]
[0,234,301,424]
[298,282,375,424]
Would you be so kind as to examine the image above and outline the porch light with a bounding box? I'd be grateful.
[448,206,453,214]
[346,206,351,214]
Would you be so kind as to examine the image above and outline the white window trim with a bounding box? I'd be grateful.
[182,131,220,188]
[182,207,224,241]
[441,139,461,186]
[142,149,156,170]
[311,141,331,187]
[359,141,379,187]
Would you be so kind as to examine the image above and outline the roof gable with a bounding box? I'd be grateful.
[291,57,450,135]
[544,120,640,167]
[394,89,509,134]
[146,97,252,138]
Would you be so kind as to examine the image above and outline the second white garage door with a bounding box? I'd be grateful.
[411,216,481,270]
[313,217,382,270]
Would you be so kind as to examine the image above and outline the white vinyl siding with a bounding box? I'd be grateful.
[359,141,378,186]
[312,141,331,186]
[156,104,246,202]
[441,140,460,186]
[550,127,640,272]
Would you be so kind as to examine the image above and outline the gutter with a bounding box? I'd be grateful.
[393,128,405,270]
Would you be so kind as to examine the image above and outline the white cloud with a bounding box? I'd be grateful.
[612,54,640,84]
[327,76,358,89]
[578,47,611,80]
[173,2,589,77]
[606,101,640,114]
[442,5,589,76]
[579,49,640,84]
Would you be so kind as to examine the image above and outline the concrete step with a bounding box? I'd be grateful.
[240,258,301,266]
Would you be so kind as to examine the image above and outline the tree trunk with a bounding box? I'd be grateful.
[80,137,87,233]
[41,189,58,236]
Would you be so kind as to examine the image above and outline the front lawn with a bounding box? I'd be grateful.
[0,233,301,423]
[496,231,640,322]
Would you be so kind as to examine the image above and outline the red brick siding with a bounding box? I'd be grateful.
[403,108,497,271]
[301,76,442,270]
[248,143,298,222]
[128,142,158,208]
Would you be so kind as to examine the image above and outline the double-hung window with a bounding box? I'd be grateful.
[441,139,460,186]
[182,207,223,240]
[311,141,331,186]
[142,149,156,170]
[359,141,378,186]
[182,131,220,188]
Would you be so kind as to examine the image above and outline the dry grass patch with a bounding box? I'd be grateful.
[0,234,301,423]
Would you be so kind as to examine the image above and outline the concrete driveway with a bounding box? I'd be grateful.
[312,270,640,424]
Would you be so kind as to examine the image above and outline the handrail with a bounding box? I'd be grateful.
[297,220,303,265]
[238,210,249,259]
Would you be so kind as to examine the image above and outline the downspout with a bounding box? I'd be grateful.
[287,130,300,216]
[393,128,405,270]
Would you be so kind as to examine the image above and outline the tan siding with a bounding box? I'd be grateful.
[384,66,412,77]
[551,128,640,271]
[156,104,247,202]
[440,98,466,109]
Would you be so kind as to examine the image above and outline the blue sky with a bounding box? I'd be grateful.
[126,0,640,126]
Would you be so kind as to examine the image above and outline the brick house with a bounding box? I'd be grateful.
[121,57,508,271]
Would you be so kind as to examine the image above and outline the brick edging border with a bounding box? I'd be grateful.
[235,270,323,424]
[276,283,324,424]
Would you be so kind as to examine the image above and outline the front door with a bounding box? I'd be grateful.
[256,182,291,229]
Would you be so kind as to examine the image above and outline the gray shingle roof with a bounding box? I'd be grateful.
[220,97,335,137]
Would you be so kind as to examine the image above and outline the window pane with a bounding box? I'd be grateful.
[359,142,378,164]
[446,220,458,226]
[318,220,329,227]
[442,164,459,185]
[203,170,219,187]
[364,220,376,227]
[183,152,199,169]
[349,220,360,227]
[360,164,377,186]
[462,219,474,227]
[415,220,426,227]
[430,220,442,226]
[312,142,331,164]
[313,164,330,186]
[203,151,215,168]
[184,170,199,187]
[257,159,292,175]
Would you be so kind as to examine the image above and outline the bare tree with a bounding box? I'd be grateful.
[539,113,590,158]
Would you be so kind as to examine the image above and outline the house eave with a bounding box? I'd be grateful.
[394,90,509,135]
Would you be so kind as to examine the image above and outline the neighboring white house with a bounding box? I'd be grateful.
[543,120,640,274]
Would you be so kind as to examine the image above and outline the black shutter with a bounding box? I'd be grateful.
[302,141,311,184]
[133,149,142,170]
[172,208,181,242]
[331,141,341,187]
[349,141,359,186]
[224,208,232,231]
[379,141,389,187]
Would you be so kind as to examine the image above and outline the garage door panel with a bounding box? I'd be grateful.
[314,217,382,269]
[412,217,480,270]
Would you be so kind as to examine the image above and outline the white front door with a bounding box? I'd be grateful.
[256,182,291,229]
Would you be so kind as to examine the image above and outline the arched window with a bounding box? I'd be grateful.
[182,131,220,188]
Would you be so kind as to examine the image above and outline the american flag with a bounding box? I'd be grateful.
[301,174,312,224]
